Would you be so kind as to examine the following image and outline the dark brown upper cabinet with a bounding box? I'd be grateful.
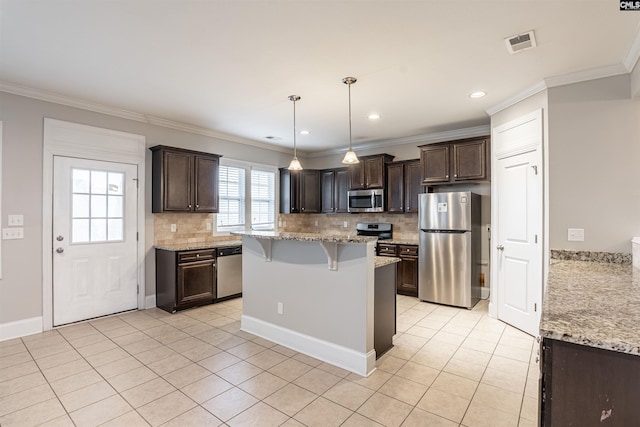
[321,168,349,214]
[348,154,395,190]
[419,136,490,185]
[279,168,321,214]
[151,145,221,213]
[386,159,422,213]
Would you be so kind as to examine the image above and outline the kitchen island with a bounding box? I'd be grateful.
[232,231,398,376]
[539,253,639,425]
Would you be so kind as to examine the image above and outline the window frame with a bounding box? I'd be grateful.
[215,158,278,234]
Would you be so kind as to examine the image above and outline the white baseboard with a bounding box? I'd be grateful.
[0,317,43,341]
[145,295,156,309]
[242,315,376,377]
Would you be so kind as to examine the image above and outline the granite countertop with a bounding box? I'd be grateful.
[541,258,640,355]
[232,230,377,244]
[375,256,401,268]
[155,240,243,251]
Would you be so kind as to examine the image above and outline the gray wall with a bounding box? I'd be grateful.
[0,92,294,325]
[548,75,640,253]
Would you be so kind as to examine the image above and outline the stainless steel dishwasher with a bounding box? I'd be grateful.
[216,246,242,300]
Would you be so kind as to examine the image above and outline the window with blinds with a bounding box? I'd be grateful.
[217,166,246,230]
[251,170,275,230]
[217,164,275,232]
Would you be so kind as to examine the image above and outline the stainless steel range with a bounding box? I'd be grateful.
[356,222,392,240]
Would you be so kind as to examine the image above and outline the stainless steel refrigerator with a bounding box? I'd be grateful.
[418,191,481,309]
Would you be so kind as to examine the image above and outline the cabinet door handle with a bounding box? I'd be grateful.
[188,204,192,208]
[497,245,504,251]
[196,204,199,208]
[445,175,449,178]
[454,174,457,178]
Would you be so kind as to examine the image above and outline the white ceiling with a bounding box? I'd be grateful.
[1,1,639,156]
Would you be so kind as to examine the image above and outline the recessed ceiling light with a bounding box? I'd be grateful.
[469,91,486,99]
[368,114,381,120]
[300,130,310,135]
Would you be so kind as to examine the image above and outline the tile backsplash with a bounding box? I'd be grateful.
[153,213,238,246]
[277,213,419,240]
[154,212,420,246]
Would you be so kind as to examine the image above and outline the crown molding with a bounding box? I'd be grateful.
[0,81,293,155]
[307,125,491,158]
[485,81,548,116]
[544,63,629,89]
[624,24,640,72]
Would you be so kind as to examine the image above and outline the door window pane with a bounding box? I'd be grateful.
[91,195,107,218]
[72,194,90,217]
[91,171,107,194]
[73,169,90,193]
[71,168,126,243]
[91,219,107,241]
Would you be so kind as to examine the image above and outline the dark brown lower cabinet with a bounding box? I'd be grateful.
[397,245,418,297]
[540,338,640,426]
[377,243,419,297]
[156,248,216,313]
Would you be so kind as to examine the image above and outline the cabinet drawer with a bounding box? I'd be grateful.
[398,245,418,257]
[377,244,397,256]
[178,250,216,263]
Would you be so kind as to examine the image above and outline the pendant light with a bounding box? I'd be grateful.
[287,95,303,171]
[341,76,360,164]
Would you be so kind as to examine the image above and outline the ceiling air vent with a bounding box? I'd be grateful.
[505,30,537,54]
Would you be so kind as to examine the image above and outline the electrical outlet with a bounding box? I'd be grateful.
[343,221,348,228]
[277,302,284,315]
[568,228,584,242]
[170,224,177,232]
[314,220,318,226]
[206,222,212,231]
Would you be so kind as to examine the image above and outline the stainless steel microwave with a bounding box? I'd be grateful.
[347,189,384,213]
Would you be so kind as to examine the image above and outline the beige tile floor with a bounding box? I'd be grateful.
[0,296,539,427]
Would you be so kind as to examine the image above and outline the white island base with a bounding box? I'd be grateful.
[235,232,382,377]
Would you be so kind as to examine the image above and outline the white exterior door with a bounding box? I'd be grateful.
[53,156,139,326]
[496,149,542,335]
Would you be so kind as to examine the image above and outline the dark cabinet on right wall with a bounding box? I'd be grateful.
[419,136,490,185]
[387,160,422,213]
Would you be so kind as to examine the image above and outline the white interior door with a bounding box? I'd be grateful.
[53,156,138,326]
[496,149,542,336]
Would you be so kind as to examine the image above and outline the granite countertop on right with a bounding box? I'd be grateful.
[541,250,640,355]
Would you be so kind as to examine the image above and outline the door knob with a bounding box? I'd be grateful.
[56,247,64,254]
[496,245,504,251]
[56,235,64,241]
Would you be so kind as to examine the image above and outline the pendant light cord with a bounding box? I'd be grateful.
[348,82,353,151]
[293,98,297,158]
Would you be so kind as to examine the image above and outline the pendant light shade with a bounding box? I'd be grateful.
[287,95,303,171]
[341,77,360,165]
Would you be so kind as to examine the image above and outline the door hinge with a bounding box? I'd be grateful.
[137,284,140,295]
[136,232,139,241]
[534,303,537,312]
[133,178,139,189]
[531,165,538,175]
[535,234,538,243]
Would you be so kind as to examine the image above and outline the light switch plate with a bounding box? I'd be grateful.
[3,228,24,239]
[568,228,585,242]
[8,215,24,226]
[170,224,177,232]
